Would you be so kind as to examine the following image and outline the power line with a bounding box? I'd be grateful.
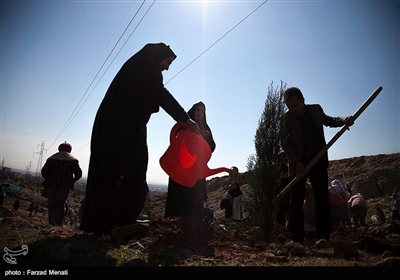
[48,0,267,153]
[48,0,151,151]
[45,1,140,151]
[165,0,268,85]
[65,0,157,137]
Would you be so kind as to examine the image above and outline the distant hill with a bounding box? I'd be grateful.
[148,183,167,193]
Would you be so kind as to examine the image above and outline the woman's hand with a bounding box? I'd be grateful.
[186,119,200,133]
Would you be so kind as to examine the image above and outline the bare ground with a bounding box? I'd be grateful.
[1,153,400,278]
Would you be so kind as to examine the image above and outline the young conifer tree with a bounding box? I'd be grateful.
[246,80,287,242]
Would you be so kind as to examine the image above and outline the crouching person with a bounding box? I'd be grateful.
[348,192,367,228]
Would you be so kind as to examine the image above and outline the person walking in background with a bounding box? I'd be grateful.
[348,192,368,227]
[80,43,200,235]
[391,193,400,221]
[165,101,216,219]
[280,86,354,244]
[41,141,82,226]
[276,152,290,227]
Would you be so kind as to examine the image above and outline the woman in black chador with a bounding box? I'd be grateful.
[80,43,200,234]
[164,101,216,219]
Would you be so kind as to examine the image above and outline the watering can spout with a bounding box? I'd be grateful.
[159,122,239,187]
[205,166,239,179]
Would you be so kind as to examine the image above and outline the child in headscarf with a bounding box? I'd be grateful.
[165,101,216,219]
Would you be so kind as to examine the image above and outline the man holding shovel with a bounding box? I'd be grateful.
[280,87,354,244]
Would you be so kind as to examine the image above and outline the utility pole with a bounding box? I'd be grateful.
[0,158,4,178]
[26,161,32,174]
[34,141,45,181]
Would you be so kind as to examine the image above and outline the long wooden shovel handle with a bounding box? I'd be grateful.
[273,86,383,203]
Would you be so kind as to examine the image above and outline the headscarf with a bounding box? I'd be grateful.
[187,101,216,152]
[228,182,243,198]
[187,101,209,129]
[109,42,177,116]
[330,179,345,194]
[128,42,176,71]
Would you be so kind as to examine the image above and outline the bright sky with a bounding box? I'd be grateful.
[1,0,399,185]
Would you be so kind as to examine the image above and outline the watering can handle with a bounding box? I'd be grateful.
[170,122,189,143]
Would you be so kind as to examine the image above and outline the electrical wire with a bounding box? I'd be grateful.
[48,0,150,151]
[166,0,268,85]
[48,0,268,155]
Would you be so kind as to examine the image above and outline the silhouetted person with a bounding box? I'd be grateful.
[348,192,367,227]
[41,141,82,226]
[80,43,200,235]
[280,87,354,244]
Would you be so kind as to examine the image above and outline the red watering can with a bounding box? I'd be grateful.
[160,122,238,188]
